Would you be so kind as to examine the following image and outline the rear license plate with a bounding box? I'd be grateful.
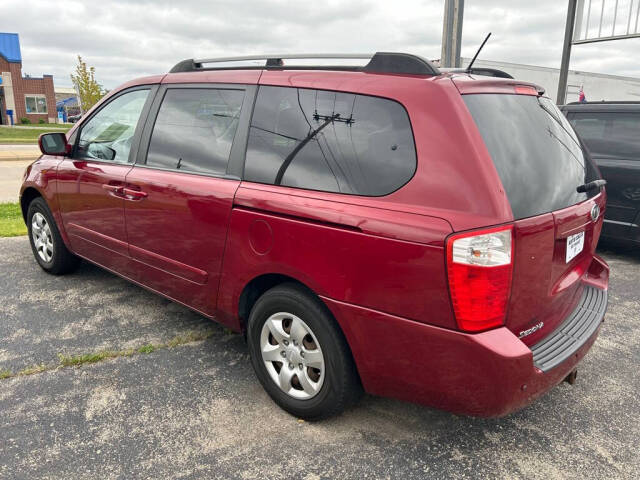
[566,231,585,263]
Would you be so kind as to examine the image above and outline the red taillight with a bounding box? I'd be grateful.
[446,225,514,332]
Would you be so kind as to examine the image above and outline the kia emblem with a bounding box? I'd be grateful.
[590,204,600,222]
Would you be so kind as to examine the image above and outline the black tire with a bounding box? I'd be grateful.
[26,197,80,275]
[247,283,362,420]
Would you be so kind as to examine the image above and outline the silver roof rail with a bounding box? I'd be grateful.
[169,52,440,76]
[193,53,373,65]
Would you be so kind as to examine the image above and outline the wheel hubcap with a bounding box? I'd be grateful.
[31,212,53,263]
[260,312,325,400]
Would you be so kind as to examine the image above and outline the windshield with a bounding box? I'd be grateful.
[464,94,600,220]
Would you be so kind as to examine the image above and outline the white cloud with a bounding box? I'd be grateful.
[3,0,640,89]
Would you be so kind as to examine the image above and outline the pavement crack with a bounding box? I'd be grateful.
[0,329,217,381]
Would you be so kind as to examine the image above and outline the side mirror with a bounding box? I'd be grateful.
[38,132,71,156]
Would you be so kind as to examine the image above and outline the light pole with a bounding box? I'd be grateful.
[557,0,578,105]
[441,0,465,68]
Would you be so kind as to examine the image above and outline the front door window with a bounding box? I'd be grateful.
[75,89,149,163]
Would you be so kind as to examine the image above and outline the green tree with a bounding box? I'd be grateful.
[70,56,105,112]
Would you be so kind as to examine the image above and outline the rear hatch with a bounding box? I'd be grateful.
[463,91,605,346]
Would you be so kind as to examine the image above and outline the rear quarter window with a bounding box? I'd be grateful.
[244,86,416,196]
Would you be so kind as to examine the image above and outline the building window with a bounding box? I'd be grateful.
[25,95,48,114]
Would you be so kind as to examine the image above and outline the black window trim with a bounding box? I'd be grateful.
[71,84,159,166]
[241,84,418,197]
[134,82,257,181]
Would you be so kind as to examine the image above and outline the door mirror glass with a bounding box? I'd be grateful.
[38,132,70,156]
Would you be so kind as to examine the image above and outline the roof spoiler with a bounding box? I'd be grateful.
[444,67,514,79]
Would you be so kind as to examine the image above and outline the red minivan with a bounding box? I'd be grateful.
[21,53,609,419]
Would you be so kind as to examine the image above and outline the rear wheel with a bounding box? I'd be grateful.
[26,197,80,275]
[247,283,361,420]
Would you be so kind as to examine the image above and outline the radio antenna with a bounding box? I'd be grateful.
[466,32,491,73]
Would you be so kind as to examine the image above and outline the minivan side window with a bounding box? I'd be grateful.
[145,88,245,175]
[244,86,416,196]
[75,89,150,163]
[571,112,640,160]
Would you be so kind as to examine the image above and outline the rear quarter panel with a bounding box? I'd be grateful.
[217,184,456,330]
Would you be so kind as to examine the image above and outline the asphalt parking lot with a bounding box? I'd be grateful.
[1,236,639,479]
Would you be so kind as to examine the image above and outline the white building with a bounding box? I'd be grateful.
[459,57,640,104]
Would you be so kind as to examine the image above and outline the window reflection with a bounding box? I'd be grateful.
[245,86,416,196]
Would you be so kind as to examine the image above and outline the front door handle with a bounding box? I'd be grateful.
[102,184,124,197]
[122,188,148,200]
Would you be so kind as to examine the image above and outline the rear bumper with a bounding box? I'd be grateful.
[531,285,607,371]
[323,255,609,417]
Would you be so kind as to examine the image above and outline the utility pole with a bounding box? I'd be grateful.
[441,0,465,67]
[557,0,578,105]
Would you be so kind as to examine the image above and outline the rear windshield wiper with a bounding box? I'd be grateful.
[577,179,606,193]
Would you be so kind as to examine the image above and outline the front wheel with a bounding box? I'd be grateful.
[26,197,80,275]
[247,283,362,420]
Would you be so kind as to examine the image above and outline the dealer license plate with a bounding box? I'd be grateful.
[566,231,585,263]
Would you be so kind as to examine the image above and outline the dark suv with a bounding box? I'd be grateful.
[23,53,609,419]
[562,101,640,245]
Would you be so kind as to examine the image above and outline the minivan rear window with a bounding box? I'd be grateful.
[464,94,600,220]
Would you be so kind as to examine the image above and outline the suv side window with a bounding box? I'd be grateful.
[145,88,245,175]
[75,89,150,163]
[572,112,640,159]
[244,86,416,196]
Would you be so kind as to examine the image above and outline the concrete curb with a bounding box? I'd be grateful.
[0,150,40,162]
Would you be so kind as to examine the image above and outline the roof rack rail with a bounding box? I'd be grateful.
[169,52,440,76]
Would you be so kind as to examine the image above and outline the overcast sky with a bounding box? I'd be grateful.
[3,0,640,89]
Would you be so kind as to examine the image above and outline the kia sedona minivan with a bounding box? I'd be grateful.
[22,53,609,419]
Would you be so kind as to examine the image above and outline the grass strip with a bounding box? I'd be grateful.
[12,124,71,129]
[57,349,135,367]
[0,125,70,144]
[17,364,48,376]
[0,329,216,380]
[0,203,27,237]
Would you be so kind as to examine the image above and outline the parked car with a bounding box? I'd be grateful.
[67,113,82,123]
[561,101,640,245]
[22,53,609,419]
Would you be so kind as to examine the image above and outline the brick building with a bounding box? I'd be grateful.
[0,32,56,125]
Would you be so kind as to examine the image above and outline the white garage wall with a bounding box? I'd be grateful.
[460,58,640,104]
